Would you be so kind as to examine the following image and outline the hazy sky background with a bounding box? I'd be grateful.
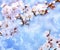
[0,0,60,50]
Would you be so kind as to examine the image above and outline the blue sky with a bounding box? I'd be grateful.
[0,0,60,50]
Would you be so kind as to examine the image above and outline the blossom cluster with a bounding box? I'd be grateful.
[0,0,48,37]
[38,30,60,50]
